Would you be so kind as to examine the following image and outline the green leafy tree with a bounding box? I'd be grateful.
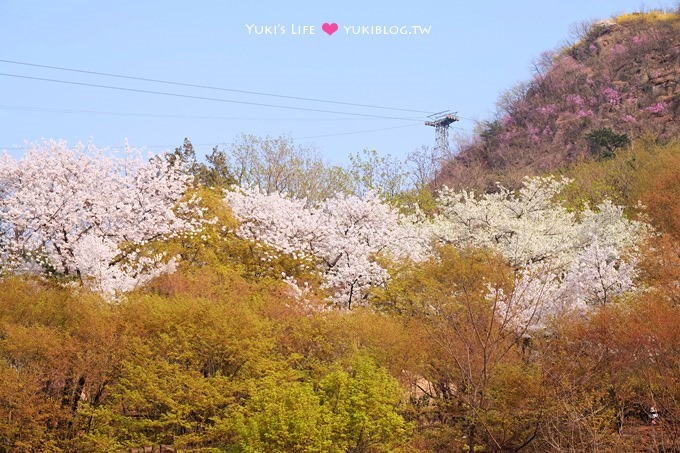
[229,134,353,202]
[320,356,411,452]
[348,149,409,201]
[585,128,630,159]
[235,376,334,452]
[200,145,235,188]
[169,138,235,188]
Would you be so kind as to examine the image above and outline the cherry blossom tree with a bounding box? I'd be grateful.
[225,176,645,316]
[430,177,577,267]
[0,140,203,295]
[431,176,643,267]
[558,241,637,309]
[225,187,429,308]
[431,176,645,322]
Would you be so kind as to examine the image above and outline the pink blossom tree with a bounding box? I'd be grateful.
[225,187,429,308]
[225,176,646,319]
[0,140,203,296]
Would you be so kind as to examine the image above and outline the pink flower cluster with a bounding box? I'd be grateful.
[566,94,585,106]
[608,43,628,57]
[601,87,622,105]
[631,34,648,45]
[537,104,557,115]
[646,102,667,114]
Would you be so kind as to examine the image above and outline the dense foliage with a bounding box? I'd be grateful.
[2,9,680,452]
[2,136,679,451]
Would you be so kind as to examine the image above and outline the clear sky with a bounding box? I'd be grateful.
[0,1,674,163]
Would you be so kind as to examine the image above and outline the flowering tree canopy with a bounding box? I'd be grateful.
[0,140,203,295]
[431,176,645,324]
[225,176,645,320]
[225,187,429,308]
[430,176,642,269]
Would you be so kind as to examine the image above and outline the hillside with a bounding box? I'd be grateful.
[5,9,680,453]
[438,10,680,191]
[4,138,680,451]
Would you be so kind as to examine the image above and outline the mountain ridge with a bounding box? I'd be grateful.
[438,10,680,191]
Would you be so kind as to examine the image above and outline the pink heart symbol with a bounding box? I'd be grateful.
[322,22,338,36]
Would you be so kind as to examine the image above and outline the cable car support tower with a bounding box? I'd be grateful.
[425,111,459,155]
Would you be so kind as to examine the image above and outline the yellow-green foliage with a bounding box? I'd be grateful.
[157,186,325,297]
[555,138,680,215]
[0,263,411,451]
[232,356,411,453]
[6,148,680,451]
[371,247,545,451]
[615,10,678,24]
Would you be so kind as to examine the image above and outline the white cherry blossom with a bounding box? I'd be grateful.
[225,187,429,308]
[0,140,201,295]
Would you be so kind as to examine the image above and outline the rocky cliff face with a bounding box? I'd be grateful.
[438,11,680,192]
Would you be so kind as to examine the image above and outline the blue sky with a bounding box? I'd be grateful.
[0,1,674,163]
